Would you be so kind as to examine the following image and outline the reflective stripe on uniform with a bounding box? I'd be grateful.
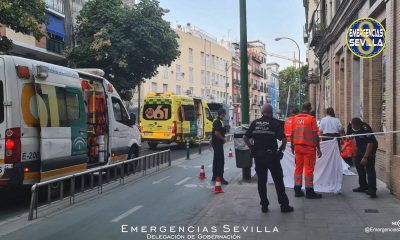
[253,130,276,135]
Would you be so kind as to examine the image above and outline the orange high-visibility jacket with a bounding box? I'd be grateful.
[284,116,295,141]
[292,113,319,147]
[340,138,356,158]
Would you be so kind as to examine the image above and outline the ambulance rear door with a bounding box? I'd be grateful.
[33,65,88,181]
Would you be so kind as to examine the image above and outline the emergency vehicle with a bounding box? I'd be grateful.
[0,55,141,188]
[140,92,214,149]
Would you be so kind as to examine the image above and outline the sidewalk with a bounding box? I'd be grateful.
[189,144,400,240]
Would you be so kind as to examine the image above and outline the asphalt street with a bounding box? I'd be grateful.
[0,142,211,225]
[0,143,239,240]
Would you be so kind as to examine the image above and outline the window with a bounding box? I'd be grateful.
[201,52,205,66]
[65,91,80,121]
[201,89,205,97]
[151,82,157,92]
[206,54,210,66]
[35,85,82,127]
[205,108,214,121]
[189,48,193,63]
[162,65,168,79]
[112,97,128,123]
[189,87,194,95]
[211,55,215,67]
[0,82,3,123]
[176,65,181,80]
[201,70,205,84]
[143,104,172,121]
[176,85,181,95]
[163,84,168,92]
[180,105,196,121]
[206,71,210,85]
[189,67,194,82]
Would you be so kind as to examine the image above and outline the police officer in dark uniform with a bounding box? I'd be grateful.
[347,117,378,198]
[243,104,294,213]
[212,108,228,185]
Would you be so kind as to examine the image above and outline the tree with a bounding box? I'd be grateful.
[278,65,309,117]
[0,0,47,52]
[66,0,180,100]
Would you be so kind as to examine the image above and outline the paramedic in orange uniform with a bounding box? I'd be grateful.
[291,103,322,199]
[284,109,299,141]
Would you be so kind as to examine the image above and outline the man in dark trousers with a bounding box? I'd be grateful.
[243,104,294,213]
[347,117,378,198]
[212,108,228,184]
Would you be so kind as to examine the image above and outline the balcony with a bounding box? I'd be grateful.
[252,84,258,90]
[47,38,65,54]
[310,10,325,47]
[233,79,241,85]
[253,68,263,77]
[252,55,263,64]
[46,0,65,14]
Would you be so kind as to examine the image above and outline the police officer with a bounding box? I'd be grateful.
[243,104,294,213]
[347,117,378,198]
[212,108,228,185]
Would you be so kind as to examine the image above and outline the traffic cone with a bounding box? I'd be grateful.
[228,148,233,158]
[198,165,207,180]
[213,177,224,193]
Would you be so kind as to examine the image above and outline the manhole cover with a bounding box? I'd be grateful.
[365,209,379,213]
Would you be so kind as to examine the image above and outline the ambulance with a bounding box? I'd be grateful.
[0,55,141,188]
[140,92,214,149]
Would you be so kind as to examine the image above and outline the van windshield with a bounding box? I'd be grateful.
[143,104,172,121]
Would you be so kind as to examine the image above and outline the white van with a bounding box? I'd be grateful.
[0,55,141,188]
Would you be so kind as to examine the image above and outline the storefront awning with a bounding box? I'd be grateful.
[46,13,65,38]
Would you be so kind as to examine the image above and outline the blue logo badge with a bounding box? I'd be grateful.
[346,18,386,58]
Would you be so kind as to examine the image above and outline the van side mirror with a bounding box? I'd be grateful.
[129,113,136,126]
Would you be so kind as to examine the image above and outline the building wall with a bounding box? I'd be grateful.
[304,0,400,198]
[135,26,232,105]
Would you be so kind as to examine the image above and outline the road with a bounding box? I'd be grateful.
[1,144,239,240]
[0,141,212,225]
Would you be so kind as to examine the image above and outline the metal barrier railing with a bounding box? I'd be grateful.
[28,150,171,220]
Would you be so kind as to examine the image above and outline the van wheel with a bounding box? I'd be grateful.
[128,145,139,160]
[148,142,158,150]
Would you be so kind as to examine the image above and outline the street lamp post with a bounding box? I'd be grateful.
[225,62,233,105]
[275,37,301,109]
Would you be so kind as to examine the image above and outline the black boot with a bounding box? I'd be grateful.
[280,204,294,213]
[352,186,368,192]
[261,205,269,213]
[294,186,304,197]
[306,188,322,199]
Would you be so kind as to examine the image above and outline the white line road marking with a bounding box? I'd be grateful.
[208,164,213,168]
[152,176,170,184]
[224,168,229,171]
[111,205,143,223]
[175,177,191,186]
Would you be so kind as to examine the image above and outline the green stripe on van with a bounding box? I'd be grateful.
[144,98,172,105]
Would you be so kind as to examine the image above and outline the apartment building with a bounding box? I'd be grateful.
[303,0,400,198]
[266,63,280,116]
[0,0,88,64]
[136,24,233,105]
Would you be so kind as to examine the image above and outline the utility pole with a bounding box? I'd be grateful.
[240,0,251,180]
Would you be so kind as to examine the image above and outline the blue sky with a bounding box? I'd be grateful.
[158,0,307,70]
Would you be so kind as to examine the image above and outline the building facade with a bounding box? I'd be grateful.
[134,24,233,106]
[231,52,241,126]
[303,0,400,197]
[266,63,280,116]
[248,41,268,120]
[0,0,89,64]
